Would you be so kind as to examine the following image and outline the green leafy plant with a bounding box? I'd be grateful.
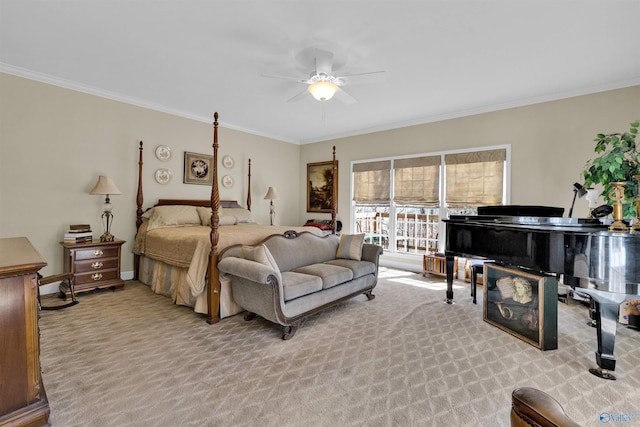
[582,120,640,218]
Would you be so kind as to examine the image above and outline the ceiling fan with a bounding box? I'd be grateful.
[261,48,386,104]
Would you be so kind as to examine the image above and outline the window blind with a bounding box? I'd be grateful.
[393,156,441,206]
[445,149,506,207]
[352,160,391,204]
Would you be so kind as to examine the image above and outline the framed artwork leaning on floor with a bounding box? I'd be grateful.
[483,263,558,351]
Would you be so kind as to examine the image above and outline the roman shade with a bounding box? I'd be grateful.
[393,156,441,206]
[445,149,506,207]
[352,160,391,205]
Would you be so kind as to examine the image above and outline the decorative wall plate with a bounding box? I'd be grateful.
[155,145,172,161]
[155,168,172,184]
[222,175,234,188]
[222,155,235,169]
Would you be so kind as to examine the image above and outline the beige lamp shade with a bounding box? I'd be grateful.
[90,176,122,195]
[264,187,279,200]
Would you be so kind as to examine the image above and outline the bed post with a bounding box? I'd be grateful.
[134,141,144,279]
[331,145,337,235]
[247,159,252,211]
[207,112,221,324]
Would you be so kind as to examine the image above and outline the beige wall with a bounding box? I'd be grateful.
[0,73,301,279]
[3,71,639,279]
[301,85,640,237]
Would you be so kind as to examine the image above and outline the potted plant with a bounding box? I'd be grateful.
[582,120,640,218]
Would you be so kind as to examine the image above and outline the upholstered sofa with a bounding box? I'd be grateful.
[218,231,383,339]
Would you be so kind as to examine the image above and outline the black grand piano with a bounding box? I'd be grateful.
[444,205,640,380]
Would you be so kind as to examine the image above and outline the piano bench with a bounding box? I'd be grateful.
[468,259,493,304]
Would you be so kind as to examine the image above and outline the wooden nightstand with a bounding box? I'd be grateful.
[60,239,125,299]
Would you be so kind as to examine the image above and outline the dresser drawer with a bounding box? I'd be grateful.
[75,269,120,286]
[74,246,119,260]
[74,257,119,273]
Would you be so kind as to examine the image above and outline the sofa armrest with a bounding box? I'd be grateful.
[218,257,279,284]
[362,244,383,264]
[511,387,581,427]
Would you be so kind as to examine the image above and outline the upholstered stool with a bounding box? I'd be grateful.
[511,387,580,427]
[468,258,493,304]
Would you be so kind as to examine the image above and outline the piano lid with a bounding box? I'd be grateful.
[477,205,564,217]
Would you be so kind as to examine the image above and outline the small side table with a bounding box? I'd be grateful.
[60,239,125,299]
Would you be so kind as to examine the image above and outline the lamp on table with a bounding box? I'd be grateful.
[90,175,122,242]
[264,186,279,226]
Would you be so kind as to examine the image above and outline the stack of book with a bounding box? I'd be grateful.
[63,224,93,244]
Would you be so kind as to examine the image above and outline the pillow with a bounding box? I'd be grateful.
[146,205,201,230]
[225,208,254,224]
[196,207,236,226]
[336,234,365,261]
[305,222,331,231]
[242,244,282,283]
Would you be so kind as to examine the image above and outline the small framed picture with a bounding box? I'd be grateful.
[183,151,214,185]
[307,160,338,213]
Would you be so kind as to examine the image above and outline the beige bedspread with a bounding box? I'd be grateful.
[134,223,324,301]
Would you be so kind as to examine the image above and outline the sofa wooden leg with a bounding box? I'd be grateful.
[364,291,375,301]
[282,324,298,340]
[244,312,257,321]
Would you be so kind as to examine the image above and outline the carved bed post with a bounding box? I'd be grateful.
[208,112,221,324]
[247,159,252,211]
[134,141,144,280]
[331,145,337,235]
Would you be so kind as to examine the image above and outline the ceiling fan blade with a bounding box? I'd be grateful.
[286,89,309,103]
[335,70,386,86]
[261,73,309,84]
[334,87,357,105]
[314,48,334,76]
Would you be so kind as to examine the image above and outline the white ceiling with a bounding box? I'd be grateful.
[2,1,639,144]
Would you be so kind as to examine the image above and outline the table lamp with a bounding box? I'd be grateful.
[90,176,122,241]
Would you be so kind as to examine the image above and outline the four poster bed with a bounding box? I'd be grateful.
[133,113,339,323]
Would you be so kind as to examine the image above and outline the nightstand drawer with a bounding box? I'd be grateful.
[75,246,119,260]
[75,269,120,286]
[75,257,119,273]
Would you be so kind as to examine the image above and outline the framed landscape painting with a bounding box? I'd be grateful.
[307,160,337,213]
[483,263,557,351]
[184,151,214,185]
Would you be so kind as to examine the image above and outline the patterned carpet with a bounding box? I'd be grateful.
[39,268,640,427]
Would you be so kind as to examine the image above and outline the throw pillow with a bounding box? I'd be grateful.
[242,244,282,283]
[336,233,365,261]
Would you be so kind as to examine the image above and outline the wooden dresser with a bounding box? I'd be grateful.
[0,237,50,427]
[60,239,125,299]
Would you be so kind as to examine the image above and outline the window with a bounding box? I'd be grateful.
[352,146,509,256]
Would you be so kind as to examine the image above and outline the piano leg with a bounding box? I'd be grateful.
[589,298,619,380]
[445,253,455,304]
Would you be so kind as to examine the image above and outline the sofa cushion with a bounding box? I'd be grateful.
[242,244,282,284]
[281,271,323,301]
[293,263,354,290]
[336,233,365,261]
[324,259,376,279]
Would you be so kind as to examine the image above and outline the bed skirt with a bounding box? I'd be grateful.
[137,255,243,319]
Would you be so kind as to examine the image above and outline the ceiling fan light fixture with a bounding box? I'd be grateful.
[308,81,338,101]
